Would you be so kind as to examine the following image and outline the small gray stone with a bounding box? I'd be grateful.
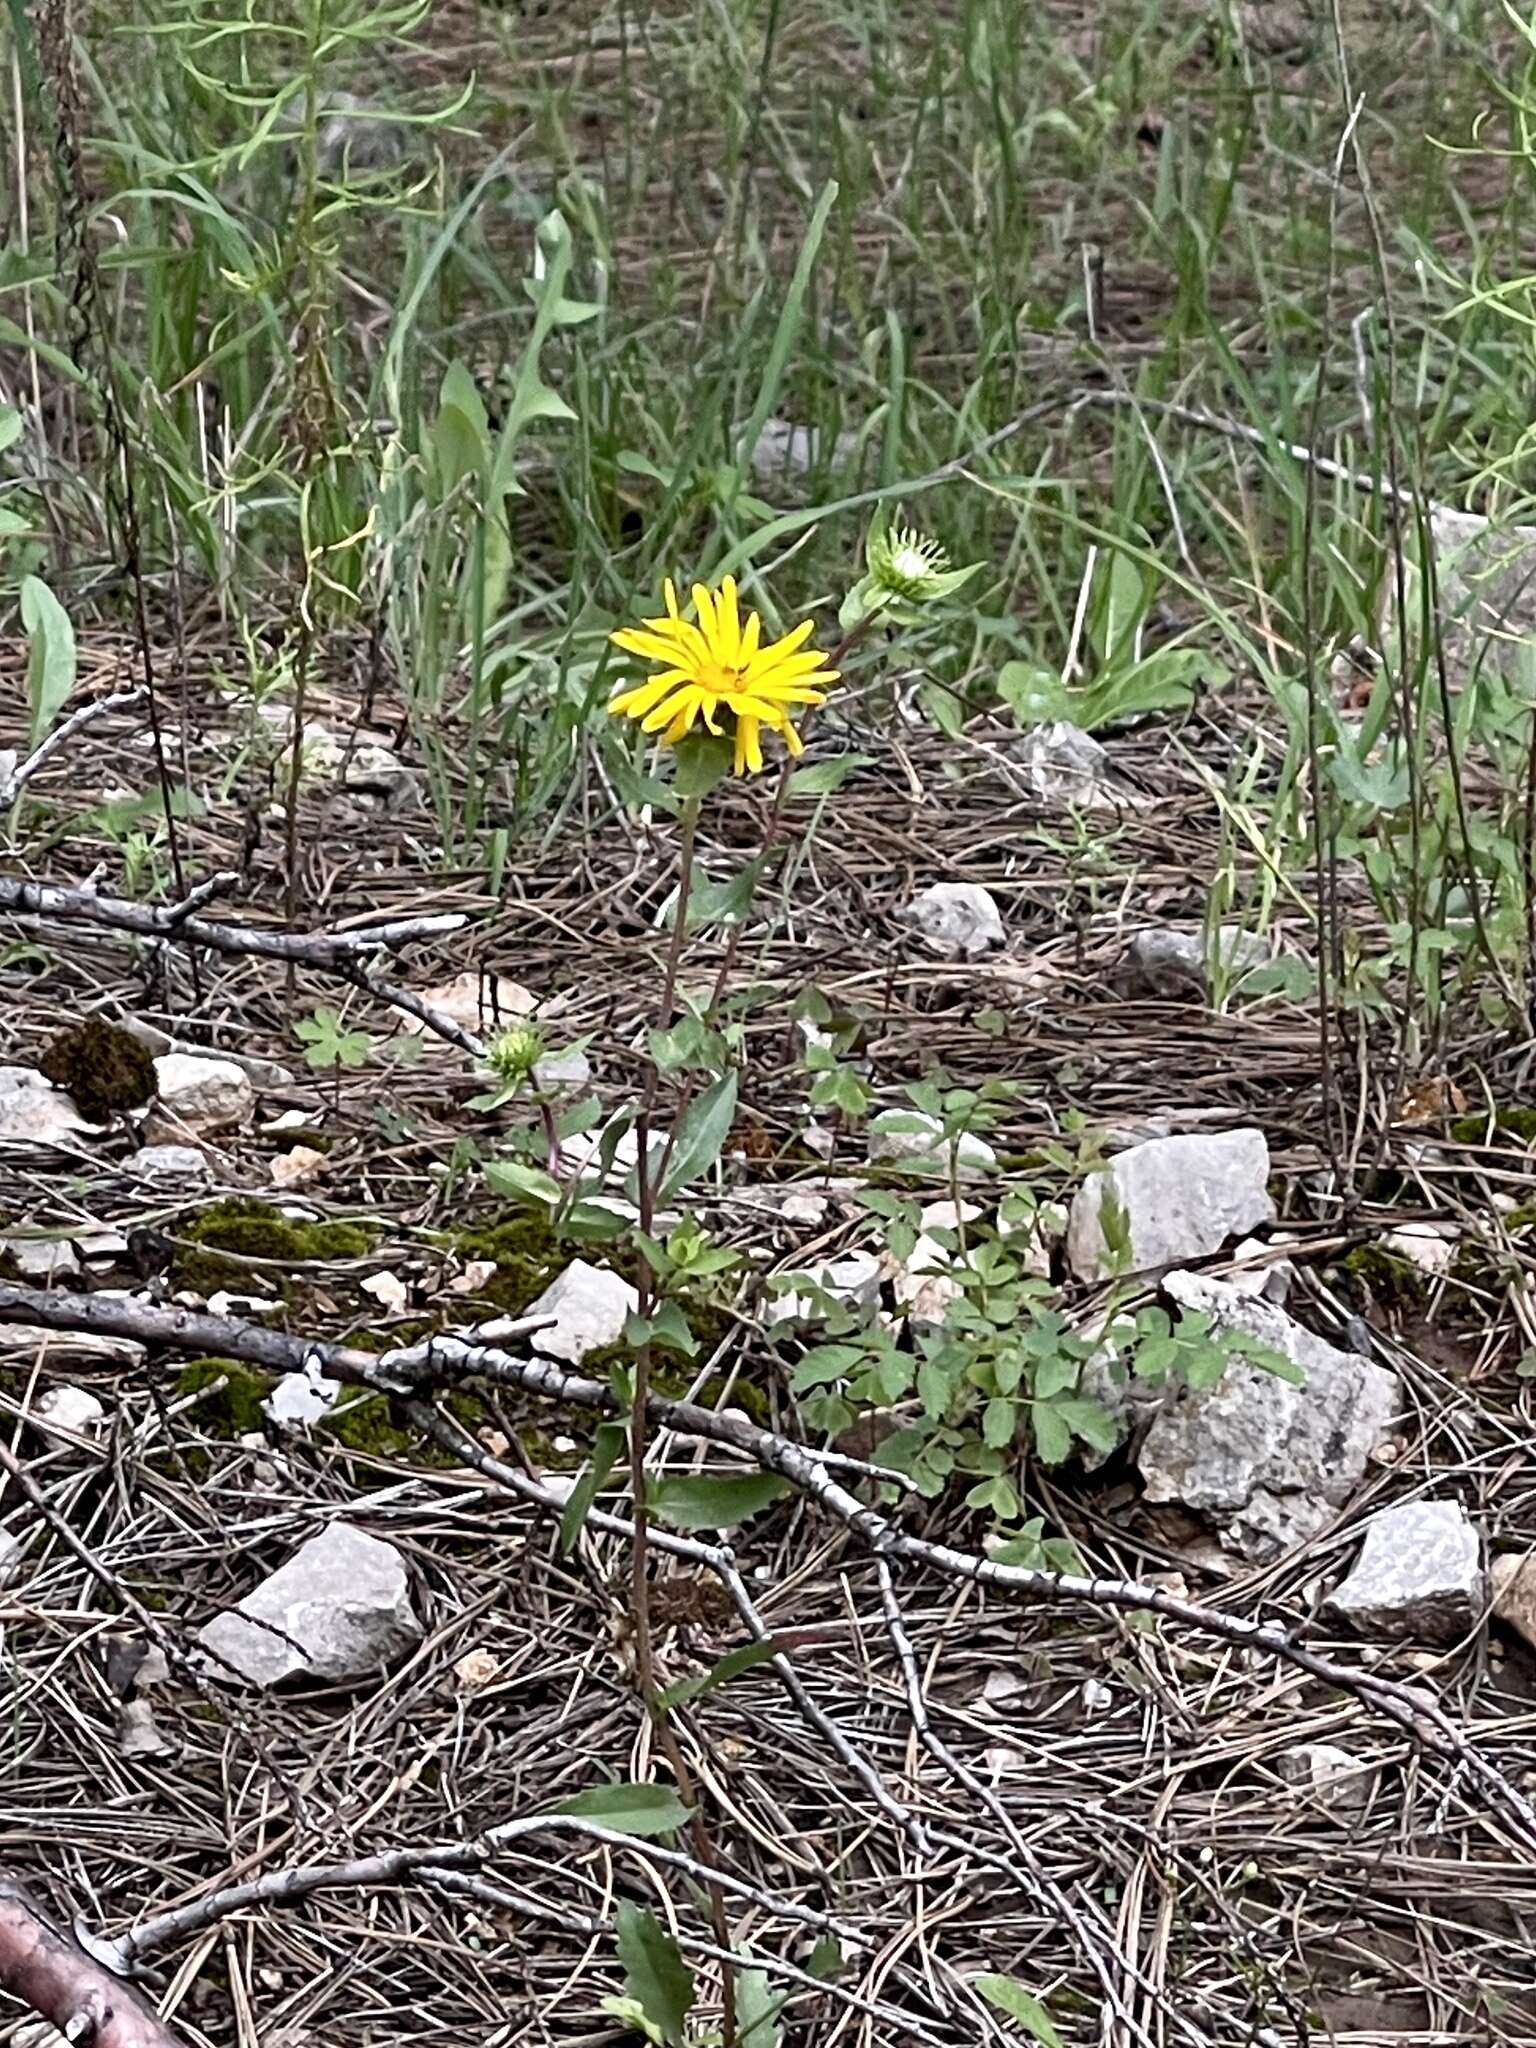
[868,1112,996,1179]
[1325,1500,1485,1645]
[1273,1742,1374,1815]
[1415,507,1536,688]
[418,971,538,1036]
[135,1646,171,1689]
[129,1142,215,1183]
[524,1259,638,1364]
[35,1385,107,1436]
[533,1047,592,1096]
[899,882,1005,961]
[118,1696,173,1759]
[0,1066,99,1150]
[345,740,417,810]
[124,1021,294,1091]
[196,1522,421,1687]
[263,1359,344,1430]
[0,1237,81,1281]
[151,1053,255,1133]
[1227,1235,1296,1304]
[1017,721,1115,808]
[1122,927,1273,1000]
[750,414,860,482]
[1491,1552,1536,1653]
[889,1201,982,1330]
[1138,1272,1401,1561]
[1068,1128,1274,1281]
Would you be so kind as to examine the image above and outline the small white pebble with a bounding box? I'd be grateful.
[35,1386,105,1436]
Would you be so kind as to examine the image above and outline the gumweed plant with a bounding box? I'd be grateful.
[485,529,976,1673]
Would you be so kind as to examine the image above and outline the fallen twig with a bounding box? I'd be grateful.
[115,1814,858,1967]
[0,688,148,810]
[0,874,481,1054]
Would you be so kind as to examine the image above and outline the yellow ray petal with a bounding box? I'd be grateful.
[714,576,742,666]
[761,618,816,661]
[612,624,692,664]
[642,684,702,736]
[741,643,837,688]
[610,672,692,720]
[733,715,764,776]
[690,582,722,662]
[720,686,820,720]
[662,696,705,744]
[724,685,827,718]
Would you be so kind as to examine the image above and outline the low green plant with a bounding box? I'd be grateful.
[782,1184,1303,1528]
[294,1005,374,1072]
[998,547,1228,734]
[602,1903,787,2048]
[787,1211,1116,1519]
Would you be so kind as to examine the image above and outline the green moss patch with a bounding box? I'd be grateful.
[174,1198,376,1294]
[318,1388,503,1469]
[441,1213,564,1313]
[1339,1244,1431,1311]
[1450,1106,1536,1145]
[174,1358,274,1434]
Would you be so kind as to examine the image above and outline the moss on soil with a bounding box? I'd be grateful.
[441,1213,564,1312]
[1450,1106,1536,1145]
[318,1387,510,1469]
[174,1198,376,1294]
[1340,1243,1431,1310]
[174,1358,274,1434]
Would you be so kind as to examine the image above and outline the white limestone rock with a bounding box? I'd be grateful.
[129,1142,214,1183]
[0,1066,99,1150]
[1068,1128,1274,1280]
[151,1053,255,1133]
[1273,1742,1374,1816]
[1136,1271,1401,1561]
[524,1260,638,1364]
[765,1249,883,1328]
[34,1385,107,1437]
[868,1112,997,1179]
[197,1523,421,1687]
[1,1237,81,1281]
[1324,1499,1485,1645]
[899,882,1006,961]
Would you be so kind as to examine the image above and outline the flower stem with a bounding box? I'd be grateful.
[627,794,737,2041]
[657,795,700,1033]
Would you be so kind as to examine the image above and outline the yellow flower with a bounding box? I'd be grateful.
[608,576,838,776]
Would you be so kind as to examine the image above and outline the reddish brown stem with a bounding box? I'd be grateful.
[0,1876,182,2048]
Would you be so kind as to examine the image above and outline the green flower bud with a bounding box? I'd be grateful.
[867,521,955,599]
[839,509,981,630]
[485,1022,544,1083]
